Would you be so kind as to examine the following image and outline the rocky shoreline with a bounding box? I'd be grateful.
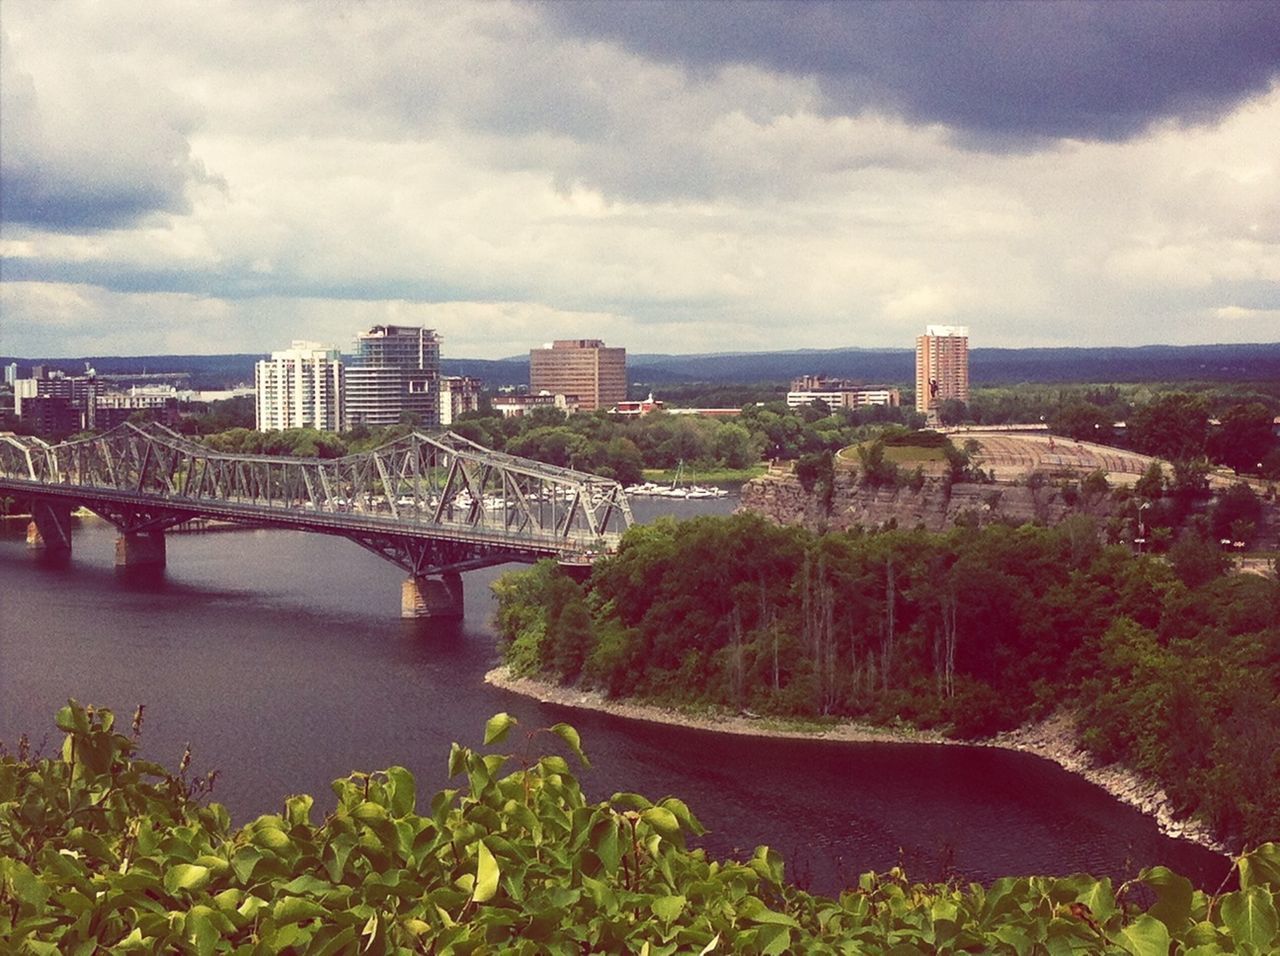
[485,666,1230,859]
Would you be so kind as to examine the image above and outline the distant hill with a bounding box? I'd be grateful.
[627,343,1280,385]
[0,354,265,390]
[4,342,1278,391]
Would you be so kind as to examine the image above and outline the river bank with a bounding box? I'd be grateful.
[485,666,1230,859]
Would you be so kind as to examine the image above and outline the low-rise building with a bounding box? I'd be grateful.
[786,376,901,411]
[439,376,484,426]
[491,391,579,418]
[93,385,185,429]
[14,368,98,436]
[610,393,664,417]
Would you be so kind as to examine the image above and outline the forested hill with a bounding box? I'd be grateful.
[4,341,1278,389]
[628,342,1280,385]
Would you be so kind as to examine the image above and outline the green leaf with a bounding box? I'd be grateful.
[473,840,500,903]
[187,905,219,956]
[1220,887,1279,951]
[448,743,467,777]
[113,928,146,951]
[251,825,291,850]
[756,923,791,956]
[56,700,88,734]
[279,874,334,897]
[1117,914,1171,956]
[658,797,705,837]
[2,858,50,907]
[230,847,262,884]
[351,800,388,823]
[385,766,416,817]
[651,895,686,923]
[273,896,327,924]
[1073,877,1117,924]
[549,723,590,768]
[640,806,680,837]
[284,793,313,827]
[1141,865,1193,932]
[484,713,516,746]
[163,863,211,896]
[740,897,801,928]
[1239,843,1280,892]
[591,817,621,873]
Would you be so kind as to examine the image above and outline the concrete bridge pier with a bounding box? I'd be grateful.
[402,571,464,620]
[27,502,73,557]
[115,532,167,568]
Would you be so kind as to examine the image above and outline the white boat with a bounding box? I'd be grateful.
[624,482,664,496]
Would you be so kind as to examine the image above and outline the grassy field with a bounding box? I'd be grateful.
[641,464,767,483]
[837,443,950,465]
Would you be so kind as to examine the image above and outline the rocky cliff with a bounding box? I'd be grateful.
[740,471,1118,534]
[740,470,1280,553]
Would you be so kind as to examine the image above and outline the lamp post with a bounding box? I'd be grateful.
[1135,501,1151,555]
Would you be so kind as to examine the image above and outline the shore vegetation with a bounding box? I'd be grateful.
[493,513,1280,850]
[5,702,1280,953]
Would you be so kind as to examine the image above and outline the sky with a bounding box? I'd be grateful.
[2,0,1279,360]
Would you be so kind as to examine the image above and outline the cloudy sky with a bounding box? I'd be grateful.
[2,0,1278,359]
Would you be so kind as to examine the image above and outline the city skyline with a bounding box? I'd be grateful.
[3,1,1279,359]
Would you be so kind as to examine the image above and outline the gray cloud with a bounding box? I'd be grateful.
[545,0,1280,143]
[1,1,1277,358]
[0,27,219,230]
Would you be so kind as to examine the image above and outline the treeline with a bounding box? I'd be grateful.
[169,400,921,485]
[495,514,1280,847]
[8,703,1280,952]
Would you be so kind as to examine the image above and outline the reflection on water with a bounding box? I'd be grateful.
[0,504,1231,894]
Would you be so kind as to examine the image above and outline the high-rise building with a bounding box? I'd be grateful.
[255,341,345,432]
[345,325,441,428]
[915,325,970,416]
[4,363,17,386]
[528,339,627,413]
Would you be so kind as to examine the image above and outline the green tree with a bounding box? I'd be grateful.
[1134,461,1165,499]
[600,436,645,486]
[1167,529,1227,588]
[1209,402,1278,474]
[711,421,759,469]
[936,398,968,426]
[506,427,586,468]
[1130,393,1209,461]
[857,441,899,487]
[1049,401,1114,443]
[1211,483,1263,545]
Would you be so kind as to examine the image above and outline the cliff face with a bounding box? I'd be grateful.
[740,472,1116,533]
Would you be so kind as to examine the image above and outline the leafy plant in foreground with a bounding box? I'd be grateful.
[3,702,1279,953]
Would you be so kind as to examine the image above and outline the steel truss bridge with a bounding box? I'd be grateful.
[0,422,633,617]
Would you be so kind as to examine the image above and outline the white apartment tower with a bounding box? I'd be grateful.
[915,325,970,415]
[255,341,345,432]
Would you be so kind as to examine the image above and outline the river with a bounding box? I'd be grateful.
[0,497,1230,895]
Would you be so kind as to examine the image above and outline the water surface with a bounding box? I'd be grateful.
[0,505,1230,894]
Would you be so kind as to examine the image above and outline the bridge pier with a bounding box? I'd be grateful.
[401,571,464,620]
[115,532,167,568]
[27,502,73,557]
